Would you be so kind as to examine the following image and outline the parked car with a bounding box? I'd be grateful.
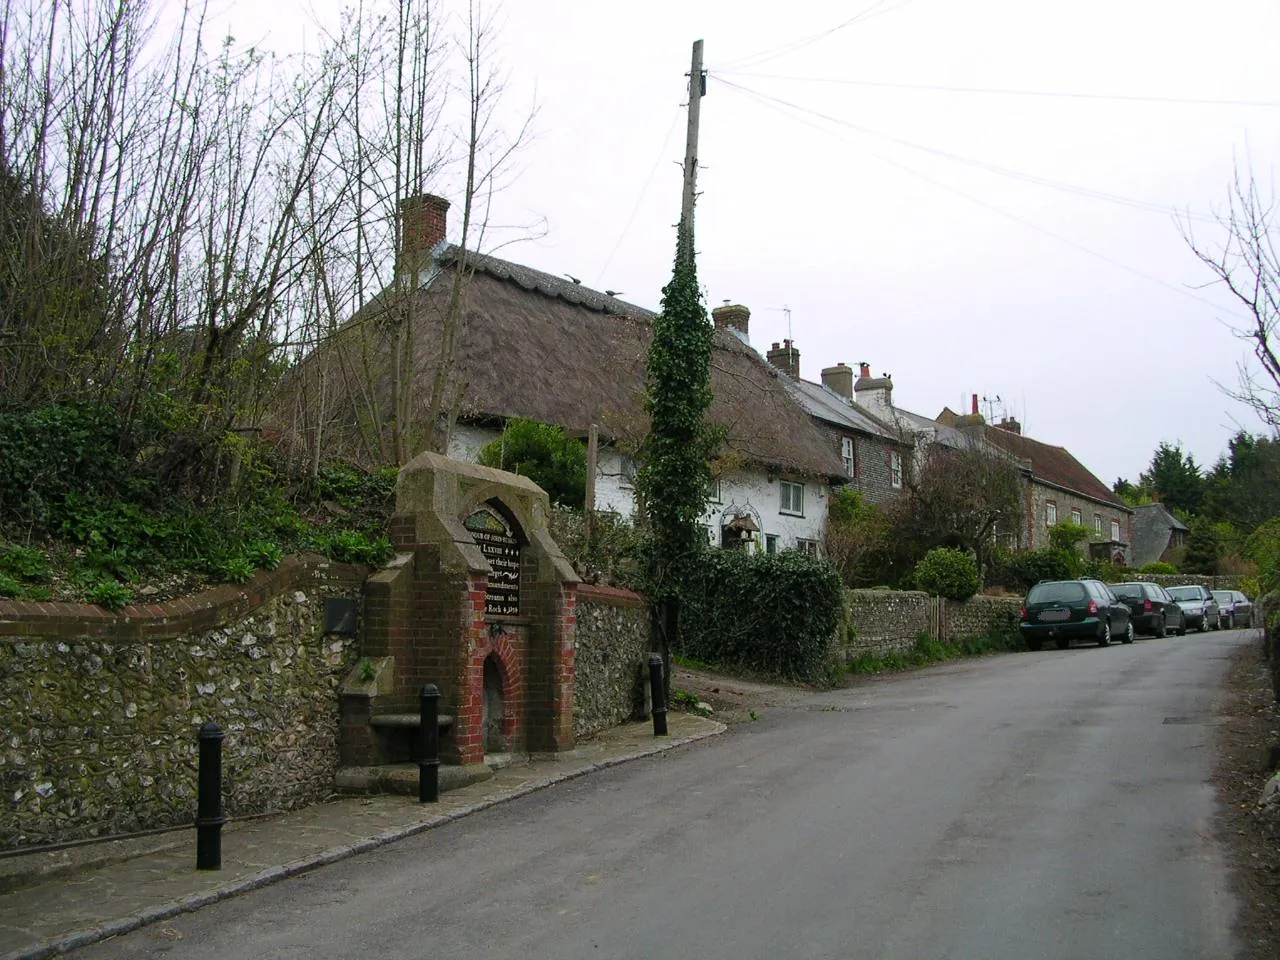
[1212,590,1254,629]
[1110,581,1186,637]
[1167,584,1220,632]
[1019,579,1134,651]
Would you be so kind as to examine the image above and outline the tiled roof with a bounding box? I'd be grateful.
[784,378,901,442]
[984,427,1127,508]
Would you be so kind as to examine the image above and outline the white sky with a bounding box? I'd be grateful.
[225,0,1280,487]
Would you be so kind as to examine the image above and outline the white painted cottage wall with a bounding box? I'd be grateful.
[444,424,830,550]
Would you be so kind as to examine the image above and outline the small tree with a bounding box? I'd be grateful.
[1048,521,1093,554]
[823,488,889,587]
[477,419,586,508]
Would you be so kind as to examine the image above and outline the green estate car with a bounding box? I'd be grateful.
[1019,579,1134,651]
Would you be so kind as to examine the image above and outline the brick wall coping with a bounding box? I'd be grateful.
[576,583,647,608]
[0,554,370,642]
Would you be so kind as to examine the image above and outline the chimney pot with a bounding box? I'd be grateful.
[399,194,450,274]
[712,303,751,340]
[971,393,979,415]
[766,339,801,380]
[858,362,871,378]
[821,363,854,400]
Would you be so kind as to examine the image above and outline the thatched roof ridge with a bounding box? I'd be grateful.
[287,249,846,480]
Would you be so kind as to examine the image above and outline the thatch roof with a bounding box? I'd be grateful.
[282,247,846,479]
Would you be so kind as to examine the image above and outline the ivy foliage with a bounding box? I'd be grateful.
[635,226,716,596]
[477,418,587,508]
[678,549,844,682]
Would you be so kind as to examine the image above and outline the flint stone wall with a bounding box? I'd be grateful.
[842,589,1024,661]
[0,557,366,850]
[572,585,650,739]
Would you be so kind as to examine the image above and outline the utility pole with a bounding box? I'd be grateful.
[678,39,705,262]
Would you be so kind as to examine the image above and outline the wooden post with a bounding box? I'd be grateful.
[584,423,599,545]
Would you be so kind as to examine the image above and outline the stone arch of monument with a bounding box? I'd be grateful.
[339,452,578,780]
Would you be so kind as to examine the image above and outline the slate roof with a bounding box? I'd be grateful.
[1130,502,1189,567]
[285,247,847,480]
[784,378,901,443]
[984,427,1128,509]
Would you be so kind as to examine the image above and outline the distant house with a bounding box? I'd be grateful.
[973,413,1134,563]
[1129,503,1190,567]
[293,194,849,555]
[752,341,909,506]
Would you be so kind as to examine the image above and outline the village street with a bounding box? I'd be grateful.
[74,631,1251,960]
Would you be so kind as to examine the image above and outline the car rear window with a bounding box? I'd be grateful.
[1168,586,1200,601]
[1212,591,1231,602]
[1028,582,1086,603]
[1111,583,1144,599]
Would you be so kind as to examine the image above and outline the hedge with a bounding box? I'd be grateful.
[678,549,843,682]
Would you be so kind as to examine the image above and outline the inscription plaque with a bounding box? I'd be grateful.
[464,506,521,617]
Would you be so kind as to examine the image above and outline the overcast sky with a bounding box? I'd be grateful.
[228,0,1280,487]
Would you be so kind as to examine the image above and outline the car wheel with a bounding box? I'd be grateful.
[1055,637,1070,650]
[1199,616,1209,633]
[1213,614,1222,630]
[1026,639,1042,652]
[1177,614,1187,636]
[1122,620,1134,644]
[1098,621,1111,646]
[1155,614,1167,638]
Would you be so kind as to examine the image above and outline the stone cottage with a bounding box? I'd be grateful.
[1130,502,1190,567]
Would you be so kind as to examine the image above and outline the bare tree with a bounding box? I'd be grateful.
[1182,164,1280,428]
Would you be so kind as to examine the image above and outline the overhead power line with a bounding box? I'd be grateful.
[712,70,1280,109]
[712,76,1219,224]
[713,0,921,72]
[715,79,1249,322]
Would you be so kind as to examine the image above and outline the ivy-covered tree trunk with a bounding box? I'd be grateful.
[638,223,715,697]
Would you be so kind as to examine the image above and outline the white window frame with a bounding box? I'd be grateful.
[1046,502,1057,527]
[890,451,903,489]
[841,436,855,477]
[1071,509,1082,525]
[1094,514,1103,535]
[765,534,779,555]
[707,478,721,503]
[796,538,820,556]
[1110,519,1121,542]
[779,480,804,516]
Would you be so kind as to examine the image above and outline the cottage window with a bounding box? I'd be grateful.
[890,451,903,489]
[1094,514,1103,535]
[765,534,779,554]
[796,538,820,556]
[779,480,804,515]
[841,437,856,477]
[707,478,722,503]
[1046,502,1057,527]
[1111,519,1121,541]
[1071,508,1082,525]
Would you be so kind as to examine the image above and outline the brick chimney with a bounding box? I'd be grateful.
[971,393,979,416]
[712,302,751,340]
[399,194,450,276]
[766,339,800,379]
[997,416,1022,435]
[821,363,854,399]
[853,364,893,413]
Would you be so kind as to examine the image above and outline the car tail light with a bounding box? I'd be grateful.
[1087,600,1098,615]
[1019,606,1028,621]
[1143,599,1152,612]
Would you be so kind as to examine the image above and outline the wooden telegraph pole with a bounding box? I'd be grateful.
[679,40,705,259]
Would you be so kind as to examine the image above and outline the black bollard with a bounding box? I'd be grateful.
[419,684,440,803]
[195,722,226,870]
[648,653,668,737]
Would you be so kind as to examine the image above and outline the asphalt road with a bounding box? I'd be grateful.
[76,629,1251,960]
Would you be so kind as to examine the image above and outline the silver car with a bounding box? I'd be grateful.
[1212,590,1254,629]
[1167,584,1221,632]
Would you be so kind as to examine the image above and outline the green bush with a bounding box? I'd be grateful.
[477,418,587,508]
[315,530,394,566]
[0,573,21,597]
[1139,561,1178,574]
[991,546,1081,592]
[914,547,979,601]
[1048,521,1092,553]
[679,549,843,682]
[88,578,133,611]
[0,544,50,581]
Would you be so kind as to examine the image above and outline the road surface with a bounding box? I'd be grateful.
[77,630,1250,960]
